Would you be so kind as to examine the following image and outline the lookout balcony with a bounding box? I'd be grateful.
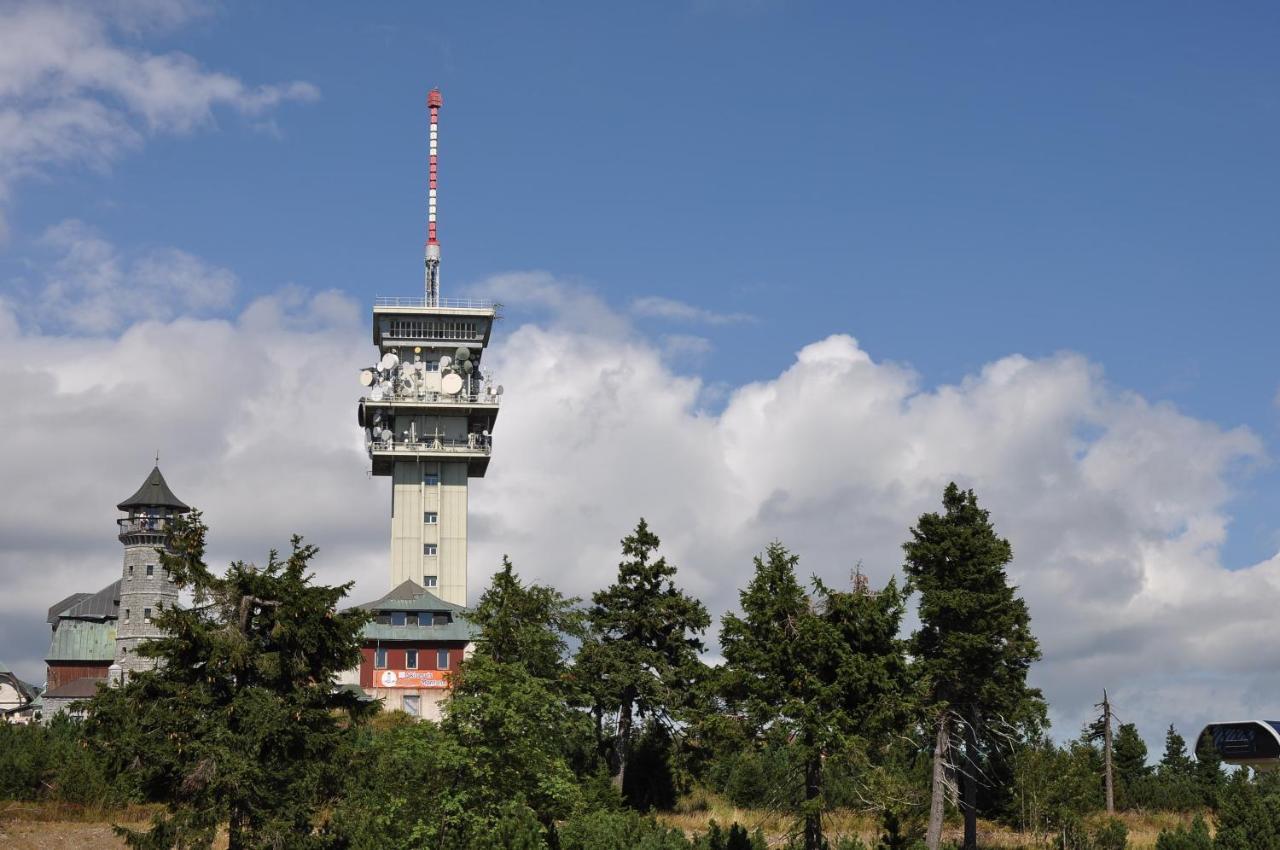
[117,515,171,544]
[372,296,499,348]
[368,434,493,478]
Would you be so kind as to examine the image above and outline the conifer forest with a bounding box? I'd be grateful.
[0,484,1271,850]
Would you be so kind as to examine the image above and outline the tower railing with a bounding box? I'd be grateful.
[368,435,493,455]
[374,296,497,310]
[363,388,501,405]
[118,517,171,535]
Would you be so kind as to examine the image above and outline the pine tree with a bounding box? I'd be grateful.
[903,483,1045,850]
[719,543,910,850]
[576,519,710,794]
[1112,722,1150,809]
[1160,725,1195,777]
[1194,728,1224,810]
[1213,770,1277,850]
[85,514,374,850]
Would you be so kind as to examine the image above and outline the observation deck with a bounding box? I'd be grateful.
[372,296,500,348]
[117,516,171,545]
[368,435,492,478]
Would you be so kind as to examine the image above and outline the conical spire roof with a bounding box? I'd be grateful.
[117,466,190,513]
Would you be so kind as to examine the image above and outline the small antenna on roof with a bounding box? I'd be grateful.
[155,449,160,466]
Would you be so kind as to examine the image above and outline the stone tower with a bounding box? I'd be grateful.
[113,465,190,677]
[356,88,500,605]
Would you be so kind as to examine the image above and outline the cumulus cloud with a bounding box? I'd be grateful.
[630,295,755,325]
[2,253,1277,750]
[0,0,318,232]
[18,219,236,333]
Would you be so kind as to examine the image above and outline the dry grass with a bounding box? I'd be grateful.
[654,793,1206,848]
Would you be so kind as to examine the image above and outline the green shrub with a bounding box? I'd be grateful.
[1092,816,1128,850]
[1154,815,1212,850]
[559,809,691,850]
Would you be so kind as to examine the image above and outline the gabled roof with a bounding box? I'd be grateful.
[117,466,190,513]
[56,581,120,622]
[43,677,106,700]
[48,593,91,625]
[354,580,467,614]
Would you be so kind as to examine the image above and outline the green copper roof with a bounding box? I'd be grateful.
[46,618,117,662]
[117,465,190,513]
[361,621,478,643]
[354,580,467,614]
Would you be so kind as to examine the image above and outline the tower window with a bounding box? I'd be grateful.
[436,650,450,670]
[432,613,450,626]
[144,608,152,624]
[426,360,440,373]
[128,565,134,579]
[406,649,418,669]
[424,544,437,556]
[124,608,130,623]
[375,647,387,669]
[423,575,438,588]
[424,512,438,524]
[391,612,406,627]
[146,565,154,577]
[423,471,440,485]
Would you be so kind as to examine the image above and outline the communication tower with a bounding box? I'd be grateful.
[356,89,500,605]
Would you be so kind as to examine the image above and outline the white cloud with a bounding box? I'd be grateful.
[630,295,755,325]
[0,0,318,232]
[2,255,1277,753]
[18,219,236,333]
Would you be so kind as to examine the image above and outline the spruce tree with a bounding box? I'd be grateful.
[577,519,710,793]
[1160,725,1195,777]
[85,514,374,850]
[1194,728,1224,810]
[903,483,1045,850]
[719,543,909,850]
[1112,722,1150,809]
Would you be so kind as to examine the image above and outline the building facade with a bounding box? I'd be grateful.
[39,465,189,719]
[347,580,476,720]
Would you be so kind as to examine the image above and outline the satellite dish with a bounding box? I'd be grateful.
[496,385,504,395]
[357,402,367,427]
[414,346,422,354]
[359,370,374,387]
[370,386,384,401]
[380,428,393,442]
[401,376,416,393]
[487,386,496,396]
[380,352,400,371]
[439,355,452,369]
[441,373,464,395]
[481,430,490,438]
[455,347,471,362]
[462,360,474,374]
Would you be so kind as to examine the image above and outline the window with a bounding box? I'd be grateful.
[375,647,387,669]
[432,613,451,626]
[391,612,407,627]
[437,649,450,670]
[146,564,154,577]
[406,649,418,669]
[124,608,130,623]
[423,575,438,588]
[402,694,421,717]
[424,511,438,524]
[423,471,440,485]
[426,360,440,373]
[128,565,134,580]
[143,607,152,624]
[407,613,419,626]
[424,544,437,556]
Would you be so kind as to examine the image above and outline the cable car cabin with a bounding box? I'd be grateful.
[1200,721,1280,770]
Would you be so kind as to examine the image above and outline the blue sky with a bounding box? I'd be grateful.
[11,1,1278,562]
[4,1,1280,735]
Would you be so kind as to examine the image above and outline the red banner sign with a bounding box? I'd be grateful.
[376,669,451,689]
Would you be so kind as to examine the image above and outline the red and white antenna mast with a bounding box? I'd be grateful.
[425,88,442,305]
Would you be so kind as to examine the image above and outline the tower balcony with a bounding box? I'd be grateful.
[360,386,500,418]
[368,435,492,478]
[117,516,171,543]
[372,297,499,348]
